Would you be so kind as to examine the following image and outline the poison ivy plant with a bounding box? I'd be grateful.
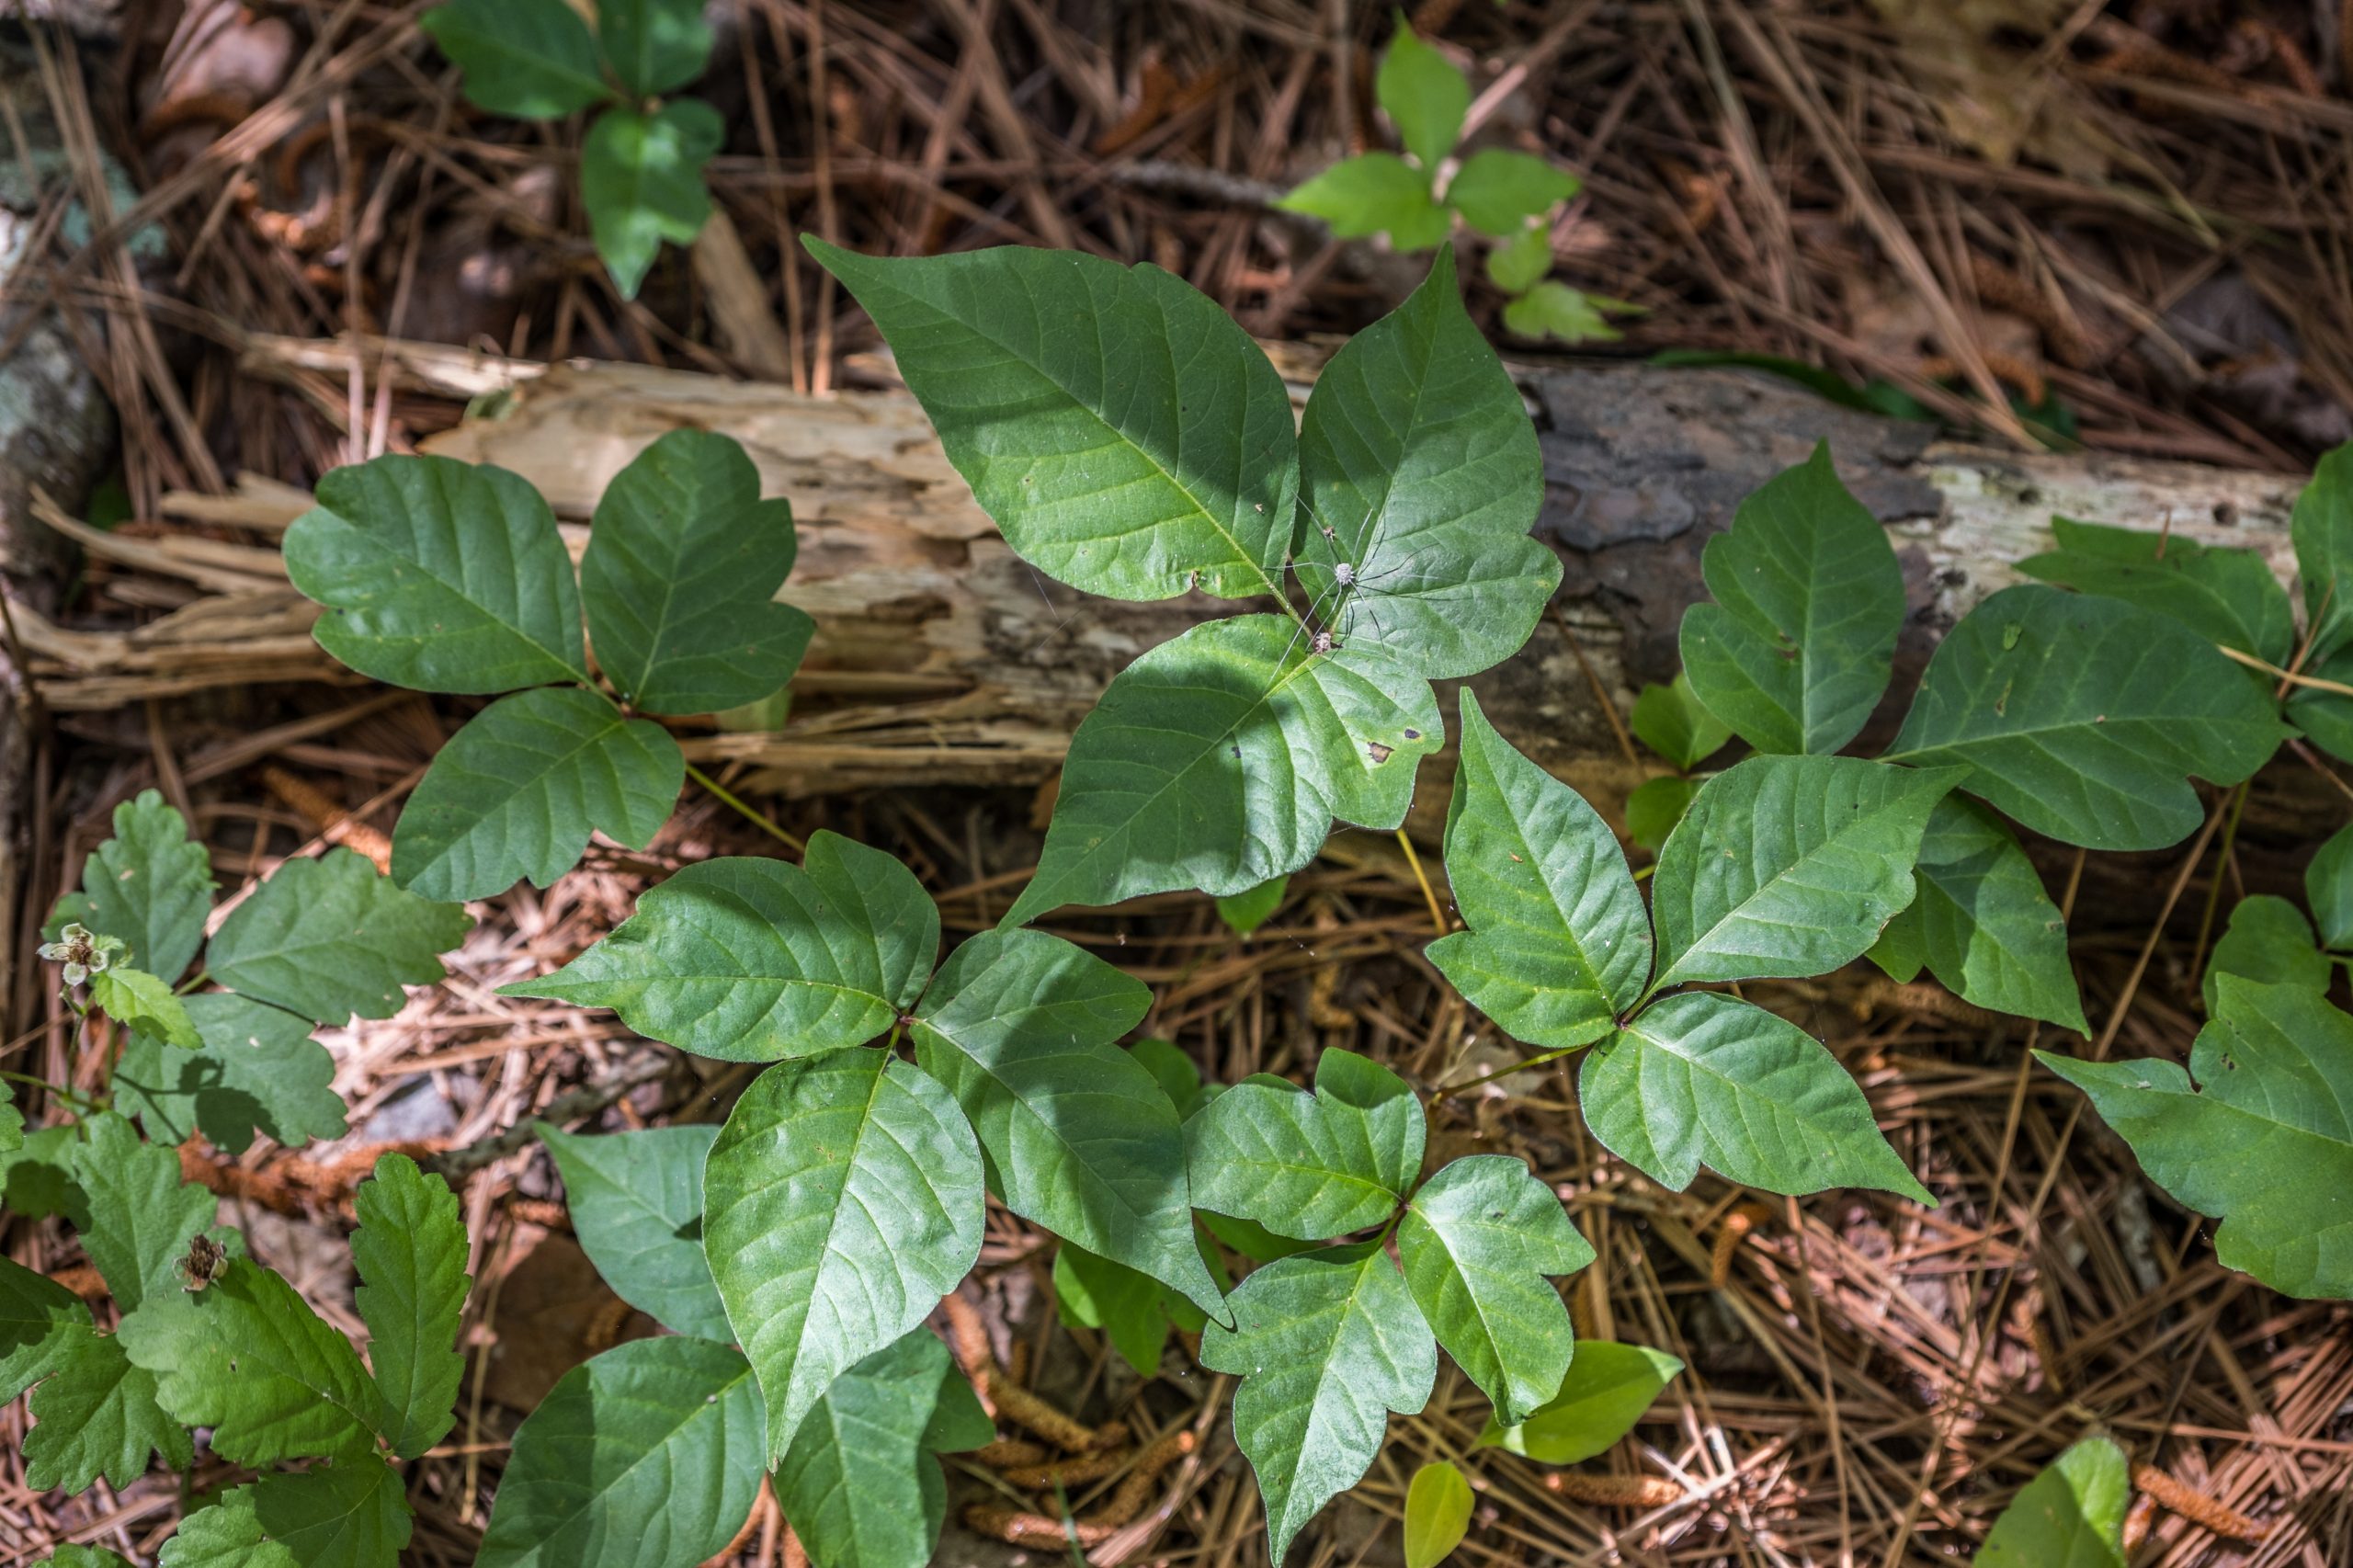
[1479,1339,1683,1463]
[812,240,1556,923]
[1975,1435,2130,1567]
[1276,15,1632,342]
[421,0,720,295]
[285,429,811,902]
[1403,1461,1474,1568]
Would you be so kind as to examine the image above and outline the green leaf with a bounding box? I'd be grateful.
[476,1337,765,1568]
[805,238,1298,603]
[1649,755,1961,990]
[1977,1435,2130,1568]
[1277,153,1451,248]
[1376,18,1467,172]
[70,1112,216,1312]
[1867,900,1926,983]
[1429,690,1650,1051]
[1903,798,2086,1031]
[1631,674,1732,770]
[2203,894,2328,1013]
[423,0,612,118]
[390,687,684,902]
[88,966,199,1049]
[1479,1339,1684,1463]
[208,848,472,1025]
[0,1089,18,1154]
[536,1122,728,1339]
[1187,1047,1423,1242]
[1198,1244,1437,1564]
[47,1549,135,1568]
[1582,992,1931,1200]
[156,1483,297,1568]
[1677,445,1904,756]
[1624,776,1696,854]
[777,1328,989,1568]
[596,0,710,97]
[584,97,721,301]
[1199,1210,1319,1264]
[1,1125,84,1221]
[1293,249,1560,681]
[2309,822,2353,950]
[1217,874,1290,937]
[2043,977,2353,1298]
[2289,654,2353,767]
[1885,584,2284,851]
[1484,222,1550,294]
[1445,150,1577,236]
[244,1460,411,1568]
[1403,1461,1474,1568]
[286,454,588,693]
[119,1258,381,1464]
[113,993,347,1154]
[0,1253,89,1402]
[1397,1154,1592,1424]
[351,1153,469,1459]
[580,428,814,715]
[913,929,1223,1316]
[25,1328,192,1492]
[704,1050,984,1460]
[2018,517,2294,666]
[1053,1243,1177,1376]
[506,834,937,1062]
[2291,443,2353,665]
[1499,282,1621,344]
[1003,617,1440,922]
[54,789,213,981]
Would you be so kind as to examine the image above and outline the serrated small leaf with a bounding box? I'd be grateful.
[580,428,813,715]
[1649,755,1961,991]
[119,1258,381,1464]
[1630,674,1732,770]
[1004,617,1441,923]
[25,1328,192,1493]
[1977,1435,2130,1568]
[1199,1244,1437,1563]
[2291,444,2353,665]
[423,0,612,119]
[1904,798,2086,1031]
[351,1153,469,1459]
[506,834,937,1062]
[1582,992,1931,1200]
[536,1122,727,1340]
[1397,1155,1591,1424]
[806,238,1298,603]
[2040,976,2353,1298]
[168,1460,412,1568]
[46,1548,135,1568]
[1217,874,1290,937]
[0,1254,88,1402]
[2309,822,2353,950]
[1499,281,1623,344]
[596,0,710,97]
[1430,690,1650,1051]
[2202,894,2328,1013]
[0,1125,83,1221]
[51,790,213,982]
[70,1112,216,1312]
[913,929,1223,1316]
[1678,444,1904,756]
[777,1328,987,1568]
[285,454,587,694]
[1485,223,1551,293]
[584,98,721,300]
[476,1336,764,1568]
[1404,1461,1474,1568]
[0,1090,18,1154]
[1445,150,1577,236]
[207,848,472,1025]
[1624,775,1697,853]
[1292,249,1561,681]
[1277,153,1451,247]
[391,686,684,901]
[1187,1048,1424,1242]
[1479,1339,1684,1463]
[704,1051,984,1460]
[2018,516,2294,666]
[1376,19,1466,171]
[88,967,199,1049]
[113,993,347,1154]
[1886,584,2284,851]
[156,1484,297,1568]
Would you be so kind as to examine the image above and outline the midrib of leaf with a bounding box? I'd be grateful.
[1481,770,1628,1007]
[1657,813,1903,991]
[465,29,610,108]
[1620,1015,1801,1123]
[1404,1204,1506,1364]
[1320,304,1437,575]
[1290,1254,1397,1492]
[538,1361,753,1540]
[412,464,590,684]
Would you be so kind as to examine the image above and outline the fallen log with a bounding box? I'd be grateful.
[24,344,2313,824]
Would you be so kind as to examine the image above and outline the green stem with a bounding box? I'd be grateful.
[685,763,804,854]
[175,968,209,995]
[0,1068,102,1117]
[1430,1043,1584,1103]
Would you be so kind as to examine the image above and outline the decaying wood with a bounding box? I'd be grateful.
[21,343,2312,822]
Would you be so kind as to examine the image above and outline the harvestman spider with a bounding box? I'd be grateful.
[1279,495,1440,664]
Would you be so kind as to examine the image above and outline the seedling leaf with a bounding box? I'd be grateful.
[596,0,711,97]
[1445,150,1577,236]
[1277,153,1451,247]
[1375,18,1467,172]
[423,0,613,119]
[1404,1461,1474,1568]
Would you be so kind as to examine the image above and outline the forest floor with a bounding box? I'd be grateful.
[5,1,2353,1564]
